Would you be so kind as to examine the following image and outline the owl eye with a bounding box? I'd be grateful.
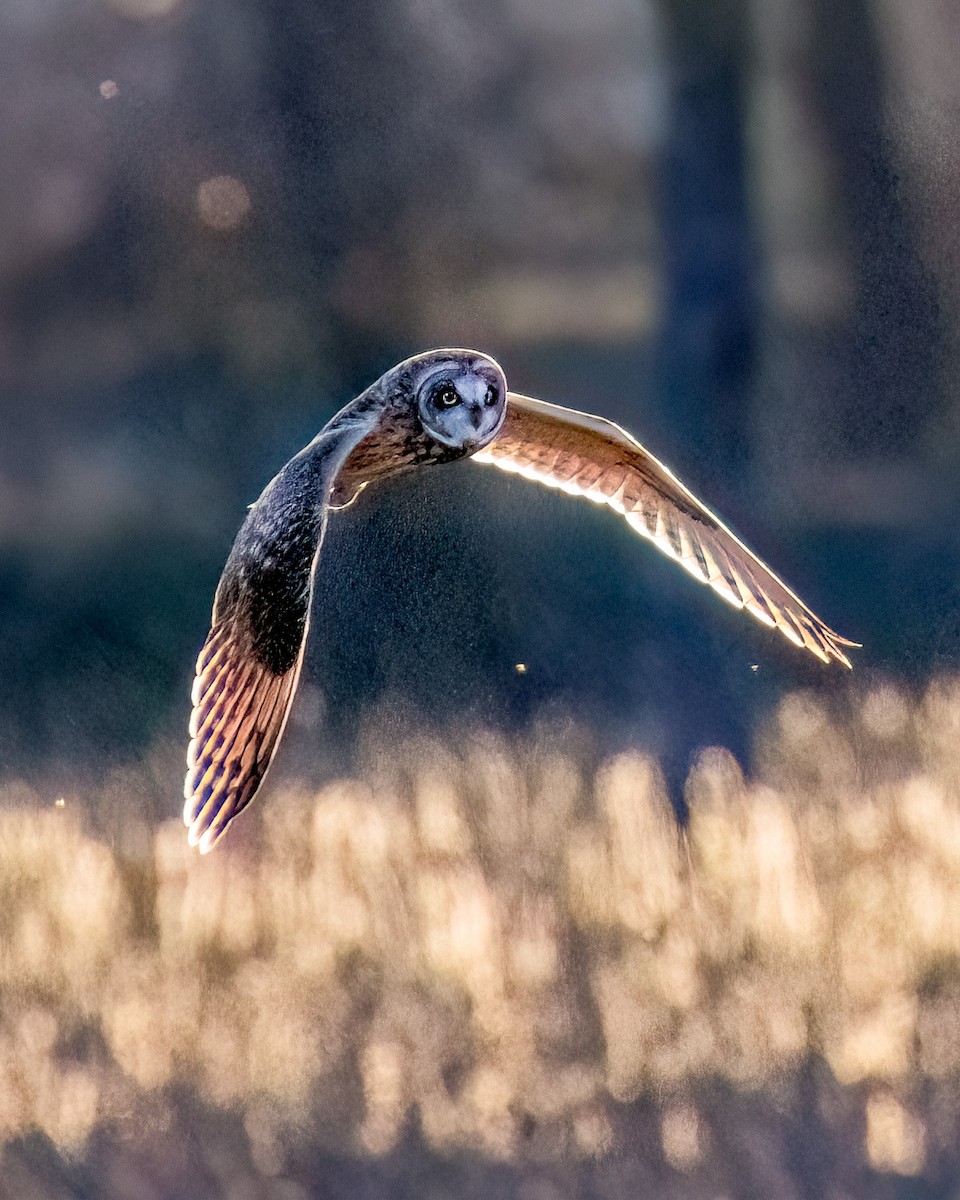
[432,384,461,410]
[484,384,499,407]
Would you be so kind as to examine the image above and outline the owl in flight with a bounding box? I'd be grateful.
[184,349,856,852]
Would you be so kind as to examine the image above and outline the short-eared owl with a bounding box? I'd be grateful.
[185,349,856,852]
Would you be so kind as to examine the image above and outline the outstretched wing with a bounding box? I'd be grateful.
[184,412,381,853]
[473,393,857,666]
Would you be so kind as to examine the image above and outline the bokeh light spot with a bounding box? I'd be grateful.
[196,174,252,232]
[865,1093,925,1175]
[661,1103,705,1170]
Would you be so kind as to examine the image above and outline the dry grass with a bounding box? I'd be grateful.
[4,678,960,1195]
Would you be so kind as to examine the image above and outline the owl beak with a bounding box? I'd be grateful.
[468,404,484,430]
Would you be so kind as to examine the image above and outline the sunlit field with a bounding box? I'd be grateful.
[4,678,960,1196]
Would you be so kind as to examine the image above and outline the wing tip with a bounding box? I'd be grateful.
[183,814,224,853]
[827,636,859,670]
[197,826,221,854]
[183,779,235,853]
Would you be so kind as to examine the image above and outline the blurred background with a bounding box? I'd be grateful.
[2,0,959,1195]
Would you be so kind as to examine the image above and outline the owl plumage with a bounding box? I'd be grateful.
[185,349,857,852]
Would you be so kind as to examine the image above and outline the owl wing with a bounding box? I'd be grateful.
[184,411,383,853]
[472,392,857,666]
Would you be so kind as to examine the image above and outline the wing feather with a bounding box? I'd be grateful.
[183,402,384,852]
[184,618,302,853]
[473,393,857,667]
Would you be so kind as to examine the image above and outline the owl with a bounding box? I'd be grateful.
[184,349,856,851]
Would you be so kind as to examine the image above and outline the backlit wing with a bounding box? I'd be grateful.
[473,393,857,666]
[184,614,303,853]
[184,409,381,853]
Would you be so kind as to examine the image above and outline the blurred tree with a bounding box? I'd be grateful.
[655,0,759,482]
[808,0,941,457]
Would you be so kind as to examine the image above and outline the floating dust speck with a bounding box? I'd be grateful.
[515,663,527,674]
[196,174,252,232]
[55,797,65,809]
[99,80,119,100]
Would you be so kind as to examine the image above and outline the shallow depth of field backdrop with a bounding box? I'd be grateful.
[2,0,960,1196]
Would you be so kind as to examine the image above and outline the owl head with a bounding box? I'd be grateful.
[403,349,507,453]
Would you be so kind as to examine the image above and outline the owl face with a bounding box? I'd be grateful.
[410,350,507,453]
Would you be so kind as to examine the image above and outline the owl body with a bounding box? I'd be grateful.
[184,349,856,853]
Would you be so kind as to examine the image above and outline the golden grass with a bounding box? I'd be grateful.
[4,678,960,1189]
